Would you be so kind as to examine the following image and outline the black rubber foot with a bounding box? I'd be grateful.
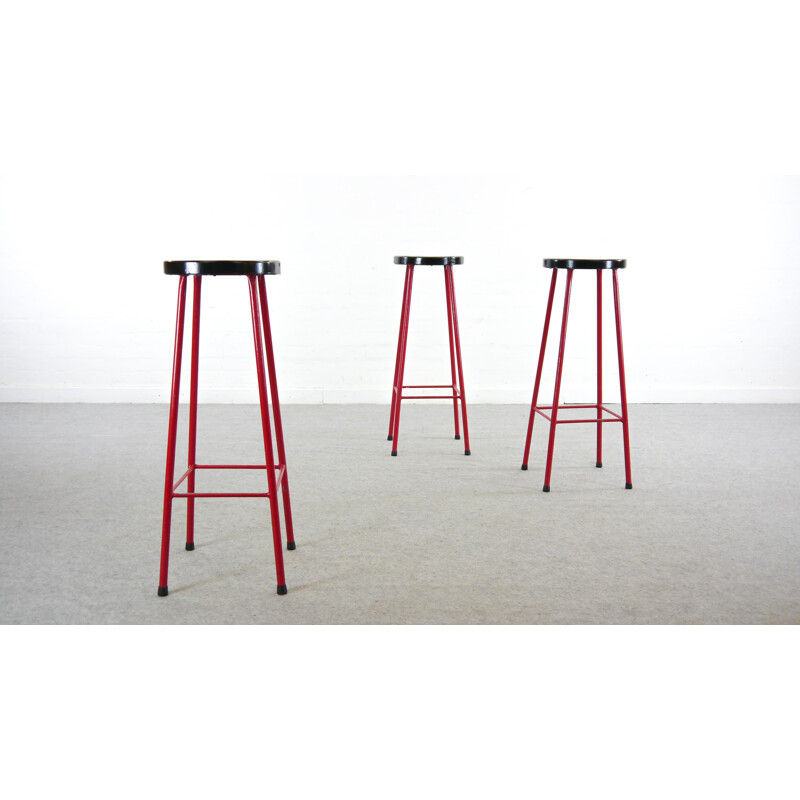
[185,542,194,551]
[158,586,168,597]
[287,541,296,550]
[387,435,393,441]
[596,462,603,468]
[625,483,633,490]
[543,485,550,492]
[277,584,288,595]
[391,450,397,456]
[521,464,528,471]
[455,434,461,440]
[464,450,471,456]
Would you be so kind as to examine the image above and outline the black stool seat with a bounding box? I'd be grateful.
[545,259,626,270]
[164,260,281,276]
[394,256,464,266]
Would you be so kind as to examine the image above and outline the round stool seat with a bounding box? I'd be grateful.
[164,260,281,276]
[394,256,463,266]
[544,259,626,270]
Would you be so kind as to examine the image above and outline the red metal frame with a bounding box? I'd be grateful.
[596,269,603,467]
[521,269,558,469]
[388,265,413,441]
[257,275,295,550]
[522,268,632,491]
[186,275,202,550]
[613,269,633,489]
[388,263,470,455]
[542,269,574,490]
[158,275,187,596]
[444,265,461,439]
[158,274,294,597]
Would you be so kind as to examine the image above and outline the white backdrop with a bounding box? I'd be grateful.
[1,1,799,405]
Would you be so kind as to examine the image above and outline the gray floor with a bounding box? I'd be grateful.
[1,403,798,624]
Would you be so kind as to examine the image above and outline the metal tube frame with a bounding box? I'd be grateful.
[542,270,574,491]
[257,275,295,549]
[158,276,187,596]
[390,265,415,454]
[446,264,471,455]
[521,269,559,469]
[158,275,294,598]
[248,275,287,594]
[388,265,413,441]
[613,269,633,489]
[388,263,470,455]
[186,276,202,551]
[596,270,603,468]
[522,267,633,491]
[444,264,461,440]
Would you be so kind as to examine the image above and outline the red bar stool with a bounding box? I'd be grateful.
[388,256,470,456]
[521,258,632,491]
[158,261,295,597]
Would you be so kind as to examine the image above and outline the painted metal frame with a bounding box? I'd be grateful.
[387,264,471,456]
[521,267,632,491]
[158,275,295,597]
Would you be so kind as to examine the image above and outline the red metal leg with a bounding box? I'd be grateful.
[388,265,413,440]
[596,270,603,468]
[158,275,188,596]
[248,276,287,594]
[542,269,574,491]
[446,265,470,455]
[257,275,295,550]
[444,265,461,440]
[186,276,202,551]
[522,269,559,470]
[391,265,414,455]
[613,270,633,489]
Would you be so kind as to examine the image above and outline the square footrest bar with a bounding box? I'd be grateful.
[398,384,461,400]
[534,404,624,424]
[171,464,286,497]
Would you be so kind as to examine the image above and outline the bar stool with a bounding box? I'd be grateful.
[388,256,470,456]
[158,261,295,597]
[521,259,632,491]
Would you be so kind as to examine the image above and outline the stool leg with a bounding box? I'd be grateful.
[612,269,633,489]
[186,275,202,551]
[522,269,559,470]
[596,270,603,468]
[444,265,460,440]
[388,265,413,441]
[257,275,295,551]
[543,269,574,491]
[248,276,287,595]
[158,275,188,596]
[446,265,470,455]
[391,265,415,455]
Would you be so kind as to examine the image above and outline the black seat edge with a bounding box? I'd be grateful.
[544,259,626,270]
[164,260,281,276]
[394,256,464,266]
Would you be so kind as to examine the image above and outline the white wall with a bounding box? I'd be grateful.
[2,2,799,404]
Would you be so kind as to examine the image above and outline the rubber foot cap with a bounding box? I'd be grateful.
[158,586,168,597]
[287,541,296,550]
[626,483,633,490]
[455,434,461,440]
[185,542,194,551]
[543,485,550,493]
[464,450,471,456]
[596,462,603,468]
[521,464,528,471]
[277,584,288,595]
[387,435,393,441]
[391,450,397,456]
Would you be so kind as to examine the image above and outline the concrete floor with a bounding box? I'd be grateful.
[1,403,798,624]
